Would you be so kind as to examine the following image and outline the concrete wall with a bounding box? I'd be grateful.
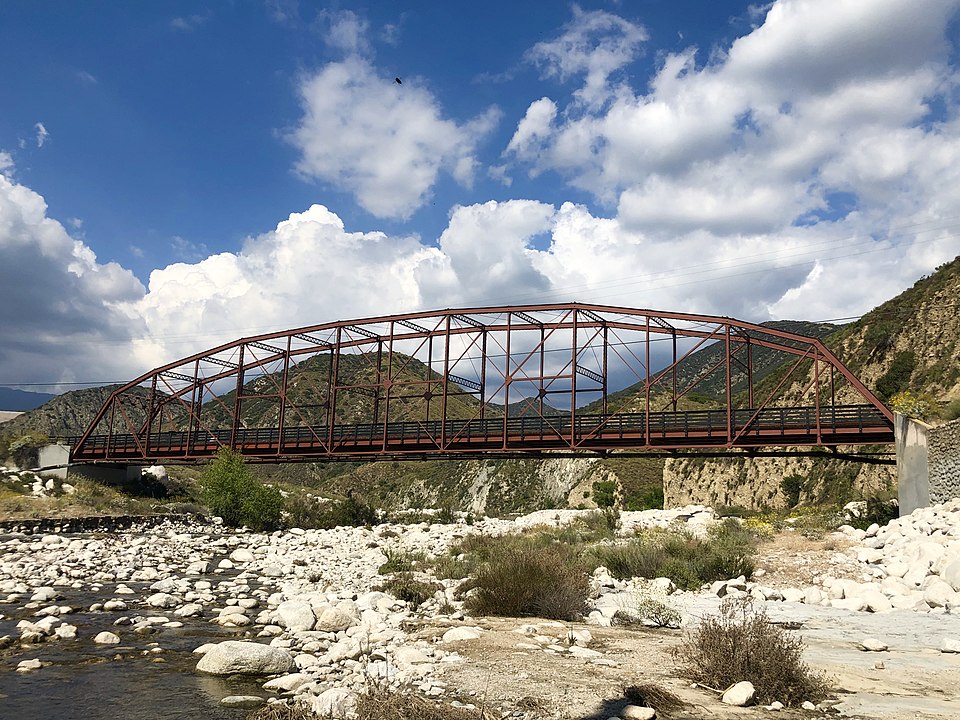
[929,417,960,504]
[896,413,931,515]
[37,443,70,480]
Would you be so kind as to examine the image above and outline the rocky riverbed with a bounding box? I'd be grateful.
[2,502,960,719]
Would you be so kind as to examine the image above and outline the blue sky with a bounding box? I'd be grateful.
[1,0,959,388]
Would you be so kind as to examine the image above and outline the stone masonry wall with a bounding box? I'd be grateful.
[929,417,960,504]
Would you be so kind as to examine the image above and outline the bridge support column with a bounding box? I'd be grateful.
[896,412,931,516]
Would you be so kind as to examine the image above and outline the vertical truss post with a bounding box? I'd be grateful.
[277,336,291,455]
[644,316,651,446]
[725,324,732,444]
[146,376,157,456]
[747,339,754,408]
[107,397,117,459]
[539,324,546,417]
[830,364,836,407]
[231,345,245,451]
[426,335,434,420]
[503,313,512,449]
[814,350,822,444]
[327,327,341,450]
[441,315,451,449]
[382,323,395,451]
[602,323,609,415]
[187,358,200,456]
[570,310,579,447]
[671,330,678,412]
[373,339,383,424]
[479,329,487,419]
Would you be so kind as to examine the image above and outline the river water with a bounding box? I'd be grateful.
[0,535,271,720]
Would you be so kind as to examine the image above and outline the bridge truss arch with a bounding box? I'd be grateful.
[71,303,894,464]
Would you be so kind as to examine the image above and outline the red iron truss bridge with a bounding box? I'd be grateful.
[70,303,895,465]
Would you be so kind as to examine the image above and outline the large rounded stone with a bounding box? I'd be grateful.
[277,600,316,631]
[941,559,960,592]
[195,641,293,676]
[316,606,357,632]
[721,681,755,706]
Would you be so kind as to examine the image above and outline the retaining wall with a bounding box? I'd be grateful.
[896,414,960,514]
[929,417,960,504]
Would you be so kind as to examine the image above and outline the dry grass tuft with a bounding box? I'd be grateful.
[246,700,314,720]
[623,683,687,714]
[355,684,488,720]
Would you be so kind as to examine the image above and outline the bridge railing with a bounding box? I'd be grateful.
[70,403,893,461]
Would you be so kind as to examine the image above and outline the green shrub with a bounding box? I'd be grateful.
[201,448,283,530]
[890,390,938,419]
[614,593,682,629]
[945,398,960,421]
[378,547,425,574]
[780,474,805,508]
[626,485,664,510]
[282,491,327,528]
[376,572,441,610]
[462,536,590,620]
[591,479,617,508]
[578,507,621,538]
[848,495,898,530]
[876,350,916,400]
[7,432,49,469]
[675,597,829,706]
[593,520,757,591]
[311,493,380,529]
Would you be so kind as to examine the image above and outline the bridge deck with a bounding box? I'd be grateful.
[70,404,894,463]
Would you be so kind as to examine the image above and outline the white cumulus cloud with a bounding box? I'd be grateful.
[0,168,145,386]
[288,57,501,220]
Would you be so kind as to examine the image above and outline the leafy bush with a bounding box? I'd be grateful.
[593,519,757,590]
[311,493,380,529]
[890,390,938,419]
[578,507,621,538]
[461,535,590,620]
[614,593,681,629]
[6,432,49,469]
[626,484,664,511]
[591,479,617,508]
[378,547,425,574]
[876,350,916,400]
[675,597,829,706]
[780,474,805,508]
[201,448,283,530]
[376,572,441,610]
[945,398,960,421]
[847,495,898,530]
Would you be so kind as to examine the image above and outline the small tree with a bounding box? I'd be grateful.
[7,432,49,469]
[201,447,282,530]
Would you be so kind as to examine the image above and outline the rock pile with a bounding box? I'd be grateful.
[702,499,960,616]
[0,465,74,498]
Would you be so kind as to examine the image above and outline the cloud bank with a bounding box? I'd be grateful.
[1,0,959,389]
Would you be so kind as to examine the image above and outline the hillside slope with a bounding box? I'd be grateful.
[826,256,960,402]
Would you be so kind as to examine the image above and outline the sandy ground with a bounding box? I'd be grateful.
[412,531,960,720]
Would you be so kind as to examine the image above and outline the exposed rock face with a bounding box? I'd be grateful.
[195,641,293,675]
[663,454,893,511]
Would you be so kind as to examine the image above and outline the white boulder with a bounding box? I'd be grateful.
[195,641,293,676]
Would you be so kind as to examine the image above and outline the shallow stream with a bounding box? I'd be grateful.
[0,533,271,720]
